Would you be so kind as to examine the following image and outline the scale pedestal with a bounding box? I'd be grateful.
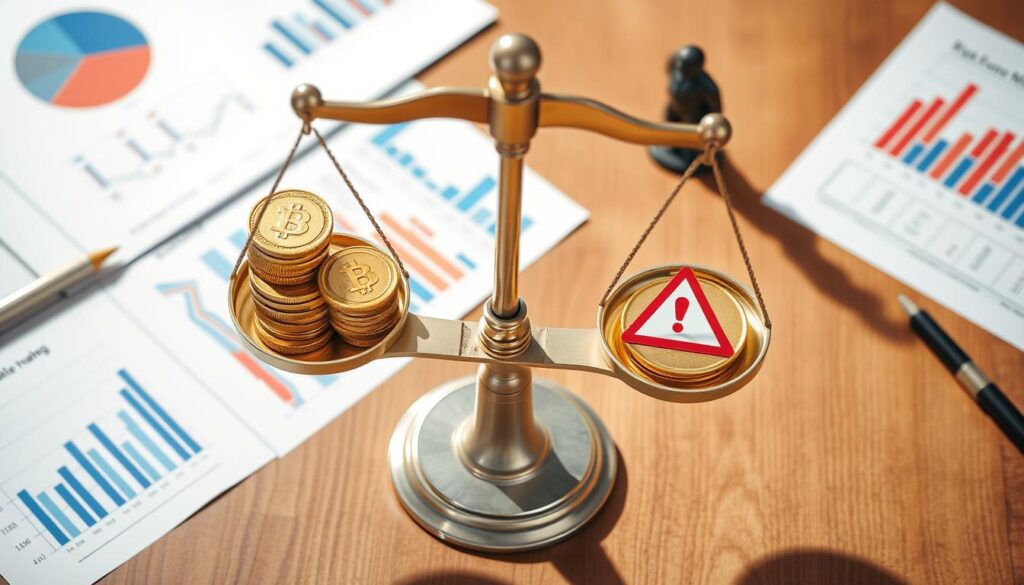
[230,34,768,553]
[389,370,616,551]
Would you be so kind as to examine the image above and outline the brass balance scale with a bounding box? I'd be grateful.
[227,33,770,552]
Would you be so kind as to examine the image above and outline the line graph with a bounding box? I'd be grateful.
[73,77,253,194]
[156,281,304,407]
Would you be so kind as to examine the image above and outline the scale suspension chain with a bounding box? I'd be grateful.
[231,122,409,280]
[598,148,771,329]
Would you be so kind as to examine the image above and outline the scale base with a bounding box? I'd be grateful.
[388,376,617,552]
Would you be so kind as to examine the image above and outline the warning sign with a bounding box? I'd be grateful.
[621,267,735,357]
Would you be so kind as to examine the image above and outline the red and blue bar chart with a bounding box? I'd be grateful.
[875,83,1024,227]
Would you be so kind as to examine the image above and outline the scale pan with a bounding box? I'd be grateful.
[597,264,770,403]
[228,233,411,375]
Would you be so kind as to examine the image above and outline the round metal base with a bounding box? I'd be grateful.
[389,376,617,552]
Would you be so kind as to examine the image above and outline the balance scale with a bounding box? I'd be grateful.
[228,34,770,552]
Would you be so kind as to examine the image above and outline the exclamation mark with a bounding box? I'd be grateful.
[672,297,689,333]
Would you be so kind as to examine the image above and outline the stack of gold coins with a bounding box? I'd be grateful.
[618,271,748,387]
[247,190,334,355]
[318,245,401,347]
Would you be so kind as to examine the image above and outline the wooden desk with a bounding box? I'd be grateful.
[100,1,1024,583]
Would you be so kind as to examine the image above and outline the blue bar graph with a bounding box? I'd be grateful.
[38,492,79,539]
[373,123,409,146]
[456,253,476,269]
[17,491,68,546]
[944,158,974,188]
[87,449,135,500]
[201,250,234,280]
[902,143,924,165]
[1001,187,1024,220]
[120,389,189,461]
[89,423,150,489]
[408,278,434,303]
[987,168,1024,212]
[123,441,161,482]
[972,183,995,204]
[916,140,947,172]
[10,369,201,542]
[262,43,293,68]
[65,441,125,506]
[58,467,106,519]
[229,229,248,250]
[369,123,534,235]
[119,411,176,472]
[314,0,353,29]
[55,483,95,527]
[272,20,311,55]
[457,177,496,212]
[120,369,201,454]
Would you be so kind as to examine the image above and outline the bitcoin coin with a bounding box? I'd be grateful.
[248,190,332,261]
[319,245,402,348]
[245,191,336,356]
[318,246,398,314]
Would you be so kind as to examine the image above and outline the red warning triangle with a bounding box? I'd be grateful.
[621,267,734,357]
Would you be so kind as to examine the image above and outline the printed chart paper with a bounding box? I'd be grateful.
[764,3,1024,350]
[0,91,588,584]
[0,0,497,296]
[0,292,275,585]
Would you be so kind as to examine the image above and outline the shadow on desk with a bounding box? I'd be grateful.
[697,156,911,343]
[736,548,908,584]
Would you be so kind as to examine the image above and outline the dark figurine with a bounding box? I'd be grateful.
[649,45,722,173]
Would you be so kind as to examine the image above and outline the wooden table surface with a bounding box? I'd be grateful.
[93,1,1024,583]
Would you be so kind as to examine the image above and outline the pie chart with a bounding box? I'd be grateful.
[15,11,150,108]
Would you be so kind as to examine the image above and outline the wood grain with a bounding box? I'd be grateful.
[40,1,1024,583]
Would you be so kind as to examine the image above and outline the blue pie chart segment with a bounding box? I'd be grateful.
[14,11,150,107]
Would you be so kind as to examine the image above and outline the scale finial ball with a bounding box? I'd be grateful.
[699,113,731,149]
[291,84,323,120]
[489,34,541,95]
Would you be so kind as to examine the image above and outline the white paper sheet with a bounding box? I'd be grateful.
[764,3,1024,350]
[0,84,589,584]
[0,0,497,295]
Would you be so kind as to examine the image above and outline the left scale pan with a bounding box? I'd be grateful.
[15,11,150,108]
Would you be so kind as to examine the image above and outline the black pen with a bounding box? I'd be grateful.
[898,295,1024,454]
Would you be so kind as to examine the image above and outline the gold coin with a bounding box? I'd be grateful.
[249,273,323,305]
[247,244,329,277]
[248,190,332,261]
[619,273,747,381]
[254,319,333,355]
[318,246,399,314]
[250,264,316,286]
[255,301,329,324]
[259,318,332,340]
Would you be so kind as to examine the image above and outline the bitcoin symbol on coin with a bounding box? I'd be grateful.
[342,260,379,296]
[270,202,312,240]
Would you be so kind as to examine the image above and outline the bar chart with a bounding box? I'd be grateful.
[4,369,202,548]
[263,0,393,69]
[370,123,535,236]
[875,83,1024,226]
